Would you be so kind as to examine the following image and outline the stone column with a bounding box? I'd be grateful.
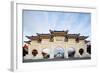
[64,48,68,58]
[50,48,54,59]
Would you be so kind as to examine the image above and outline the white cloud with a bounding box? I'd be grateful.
[23,10,91,42]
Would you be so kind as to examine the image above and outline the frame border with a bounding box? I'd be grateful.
[11,1,97,71]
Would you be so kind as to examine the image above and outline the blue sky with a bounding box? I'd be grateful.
[23,10,91,41]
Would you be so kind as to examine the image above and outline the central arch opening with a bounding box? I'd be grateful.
[54,47,64,59]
